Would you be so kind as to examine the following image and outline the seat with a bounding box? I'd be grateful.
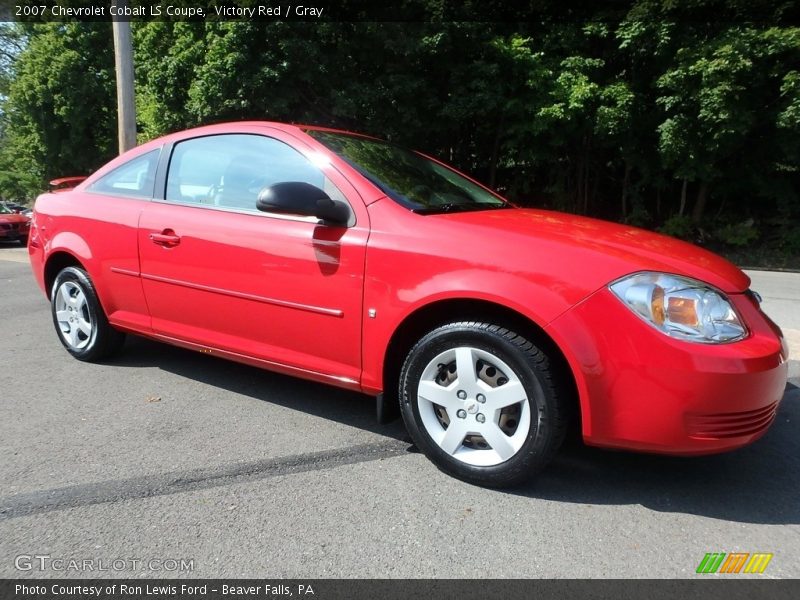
[215,158,265,211]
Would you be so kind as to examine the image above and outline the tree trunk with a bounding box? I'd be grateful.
[656,188,661,219]
[583,160,589,214]
[573,158,583,213]
[691,181,710,224]
[582,138,590,214]
[488,118,504,189]
[621,161,631,220]
[679,178,688,216]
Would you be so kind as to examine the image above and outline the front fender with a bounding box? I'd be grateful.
[360,266,577,393]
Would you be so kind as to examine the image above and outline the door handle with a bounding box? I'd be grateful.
[149,230,181,247]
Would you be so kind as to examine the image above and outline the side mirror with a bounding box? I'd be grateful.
[256,182,351,226]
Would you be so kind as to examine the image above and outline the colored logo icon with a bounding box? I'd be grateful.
[696,552,773,574]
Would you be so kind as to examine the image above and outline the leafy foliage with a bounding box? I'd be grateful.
[0,6,797,264]
[0,23,115,197]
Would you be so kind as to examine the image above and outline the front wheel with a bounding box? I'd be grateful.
[399,322,569,488]
[51,266,125,361]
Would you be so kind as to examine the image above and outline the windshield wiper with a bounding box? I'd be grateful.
[413,203,510,215]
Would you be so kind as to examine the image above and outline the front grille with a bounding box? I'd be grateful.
[686,402,779,439]
[0,223,11,231]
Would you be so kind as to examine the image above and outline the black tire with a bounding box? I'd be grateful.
[399,322,568,488]
[50,266,125,361]
[18,235,28,247]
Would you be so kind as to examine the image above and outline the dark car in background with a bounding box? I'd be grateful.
[1,201,29,214]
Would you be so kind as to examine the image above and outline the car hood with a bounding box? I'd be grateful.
[435,208,749,294]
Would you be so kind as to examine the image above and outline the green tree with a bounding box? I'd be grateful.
[0,23,115,199]
[0,4,797,261]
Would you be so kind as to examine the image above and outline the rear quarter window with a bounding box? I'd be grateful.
[87,149,161,199]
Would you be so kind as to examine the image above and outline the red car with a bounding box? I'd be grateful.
[0,203,30,245]
[28,122,788,487]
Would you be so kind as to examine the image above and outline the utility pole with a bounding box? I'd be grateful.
[111,0,136,154]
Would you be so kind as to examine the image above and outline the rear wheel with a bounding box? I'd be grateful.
[399,322,568,488]
[51,266,125,361]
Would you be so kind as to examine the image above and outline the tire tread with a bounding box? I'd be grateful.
[399,321,570,488]
[51,266,125,362]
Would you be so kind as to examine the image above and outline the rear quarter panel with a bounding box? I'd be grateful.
[31,190,151,331]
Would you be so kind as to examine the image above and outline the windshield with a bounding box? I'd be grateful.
[0,204,12,215]
[306,130,508,214]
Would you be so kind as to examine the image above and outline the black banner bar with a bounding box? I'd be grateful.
[3,0,799,23]
[2,580,800,600]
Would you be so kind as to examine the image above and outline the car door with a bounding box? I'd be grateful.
[74,147,161,332]
[137,129,369,386]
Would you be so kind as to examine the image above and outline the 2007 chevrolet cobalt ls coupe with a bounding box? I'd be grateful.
[29,122,788,487]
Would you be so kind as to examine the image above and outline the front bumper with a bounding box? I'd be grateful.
[546,287,788,455]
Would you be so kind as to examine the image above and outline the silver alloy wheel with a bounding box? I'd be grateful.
[54,280,93,350]
[416,346,532,466]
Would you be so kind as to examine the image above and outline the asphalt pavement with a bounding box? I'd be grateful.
[0,242,798,578]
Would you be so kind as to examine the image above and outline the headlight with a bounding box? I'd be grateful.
[609,272,746,344]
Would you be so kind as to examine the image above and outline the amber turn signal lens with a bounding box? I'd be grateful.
[651,285,665,325]
[667,297,699,326]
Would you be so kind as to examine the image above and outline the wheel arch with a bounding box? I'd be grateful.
[381,297,581,428]
[43,230,97,296]
[44,251,86,299]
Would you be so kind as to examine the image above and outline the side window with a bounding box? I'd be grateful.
[88,149,160,199]
[165,134,346,212]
